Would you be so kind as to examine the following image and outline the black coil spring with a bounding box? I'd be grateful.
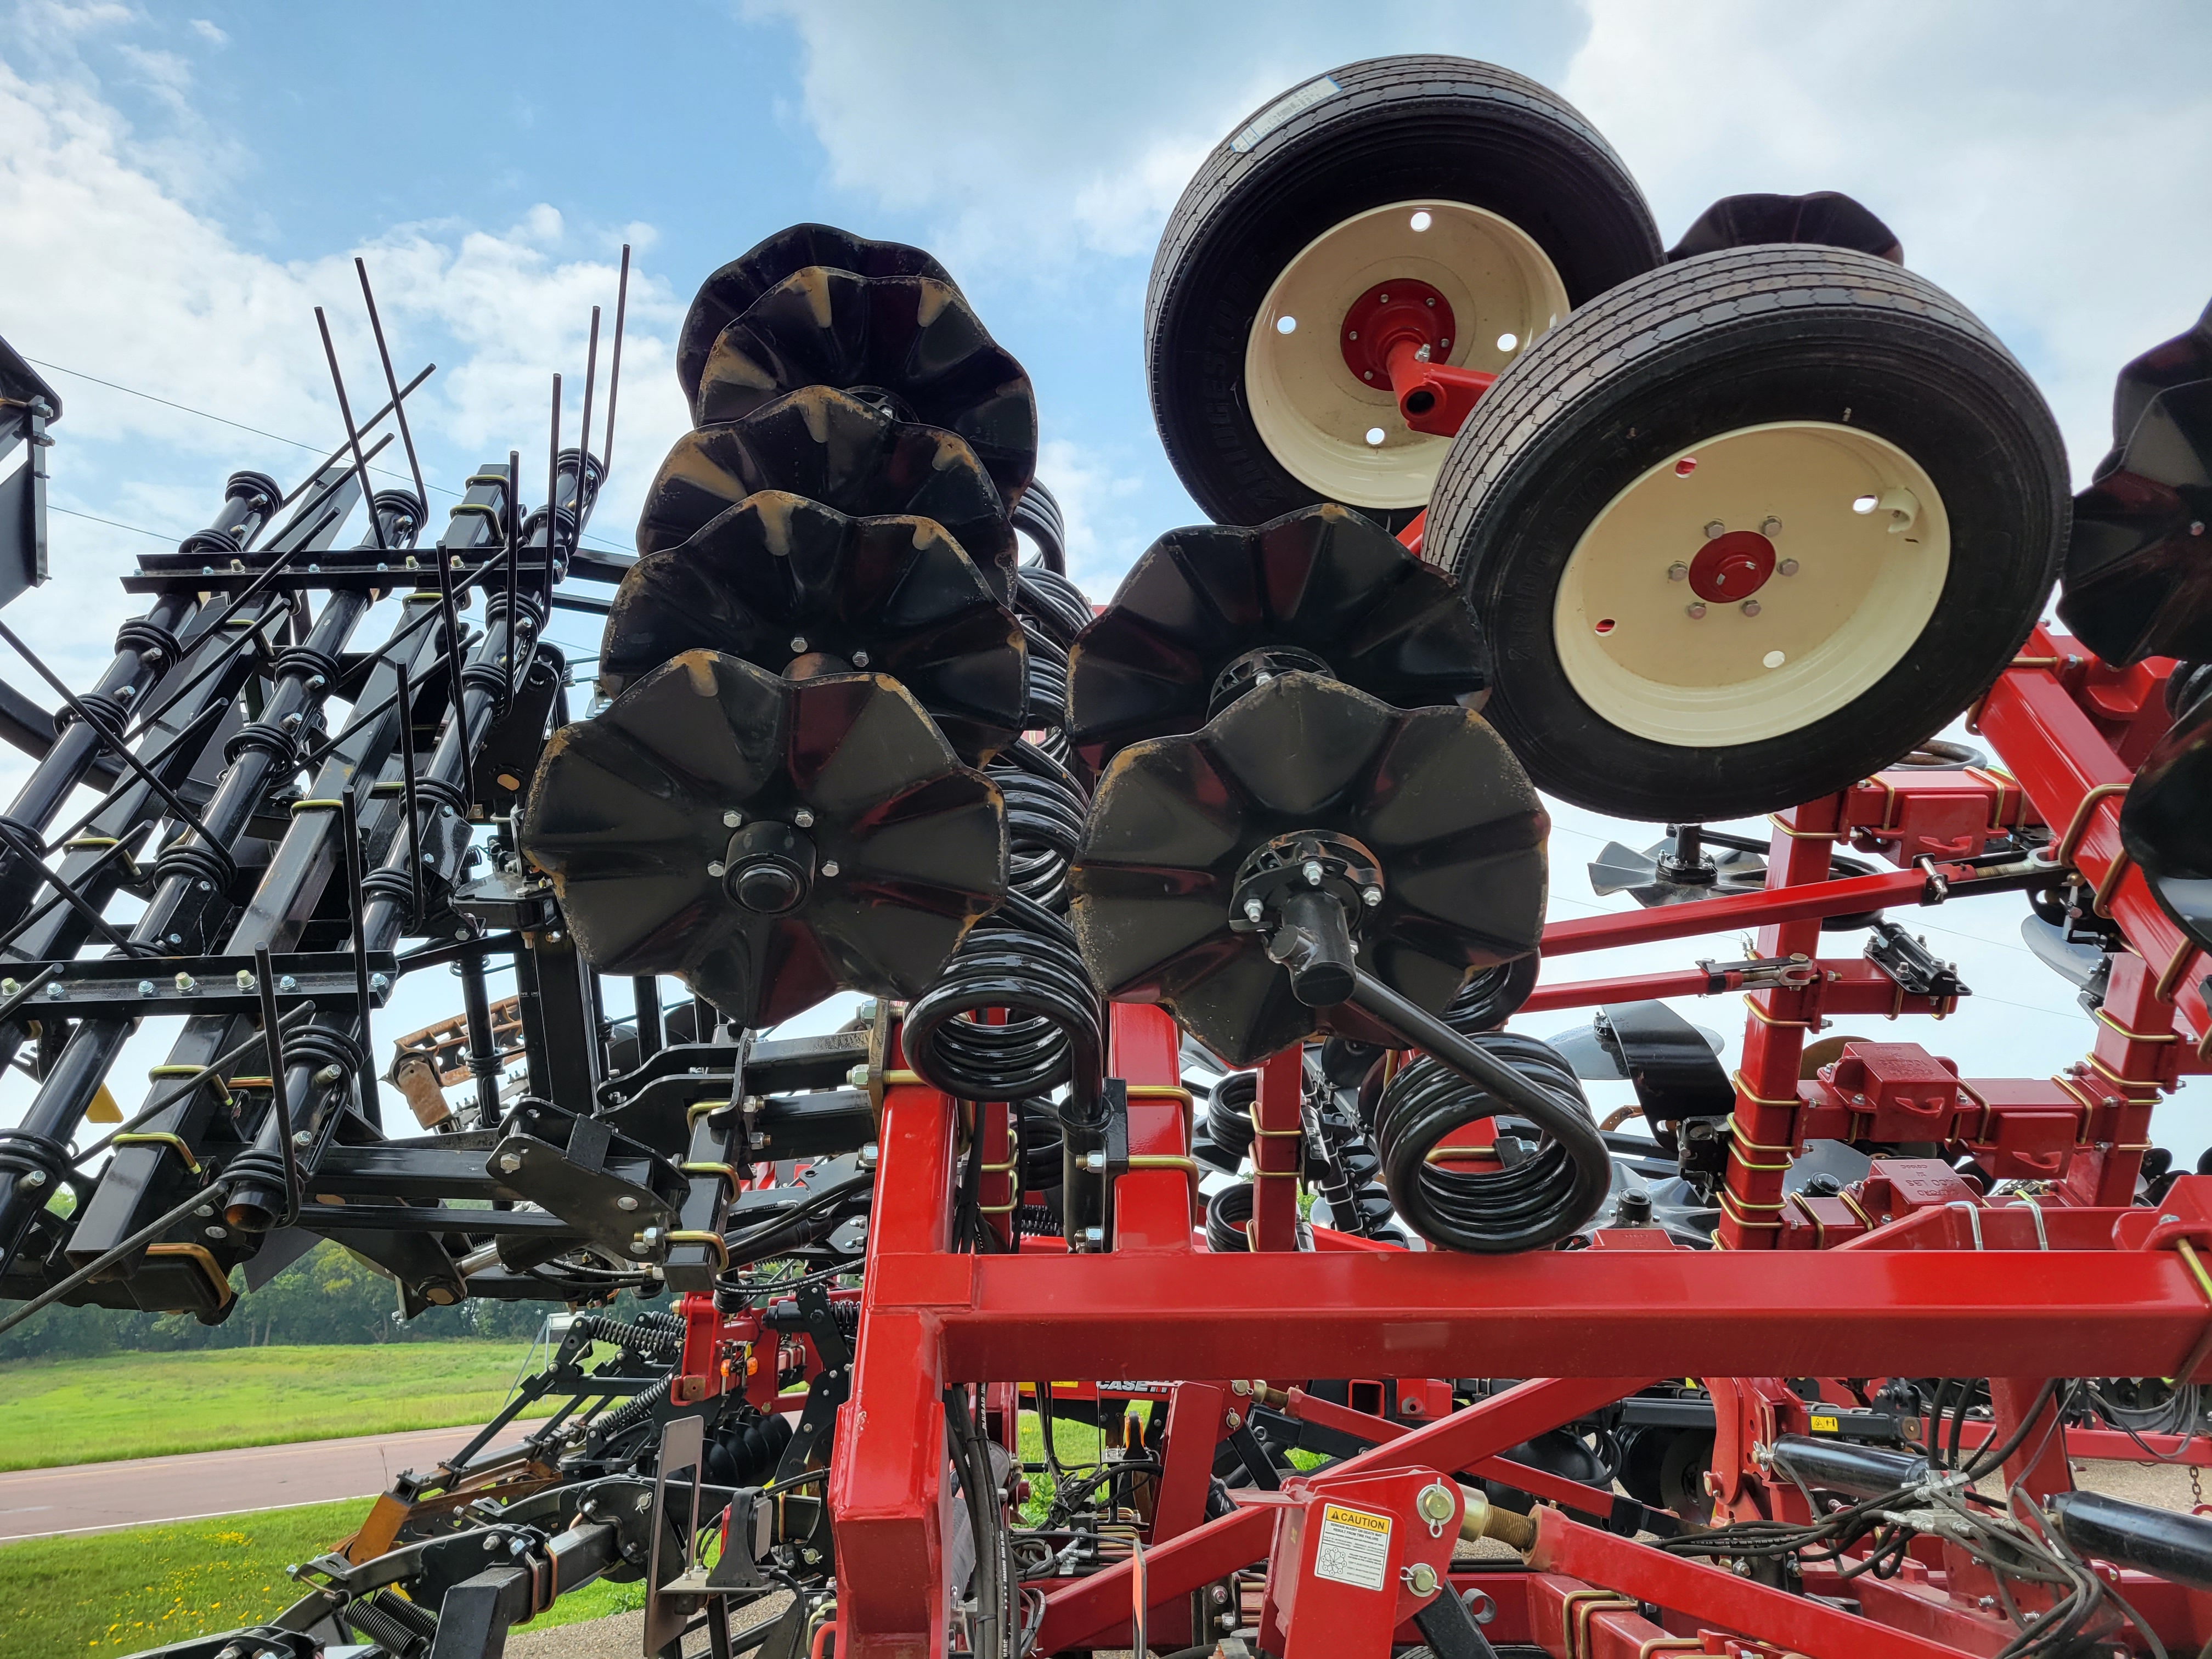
[177,526,243,562]
[1204,1071,1259,1164]
[113,618,180,663]
[573,1313,686,1358]
[1372,1030,1605,1254]
[272,643,345,689]
[988,740,1086,912]
[1205,1183,1255,1253]
[348,1587,437,1658]
[360,865,420,921]
[285,1024,368,1090]
[222,719,301,767]
[588,1374,672,1446]
[1012,481,1065,573]
[151,835,237,897]
[1014,1097,1064,1190]
[0,814,45,861]
[1014,1203,1059,1237]
[413,773,469,819]
[220,1144,293,1218]
[904,893,1103,1103]
[713,1409,794,1487]
[57,690,127,742]
[1013,567,1093,758]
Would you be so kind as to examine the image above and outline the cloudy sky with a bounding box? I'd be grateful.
[1,0,2208,1154]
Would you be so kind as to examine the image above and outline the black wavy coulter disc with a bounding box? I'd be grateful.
[2123,680,2212,955]
[1070,671,1547,1068]
[636,386,1017,597]
[1064,503,1490,777]
[677,224,956,411]
[521,651,1006,1030]
[1666,190,1902,264]
[692,266,1037,508]
[600,492,1027,766]
[2058,298,2212,666]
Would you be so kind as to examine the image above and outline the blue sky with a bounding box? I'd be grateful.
[2,0,2209,1147]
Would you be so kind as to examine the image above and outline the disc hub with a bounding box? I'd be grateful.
[1339,279,1456,385]
[1688,529,1776,603]
[723,821,816,913]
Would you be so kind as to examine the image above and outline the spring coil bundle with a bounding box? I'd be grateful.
[1372,1029,1603,1254]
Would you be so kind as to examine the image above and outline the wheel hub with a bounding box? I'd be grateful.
[1688,530,1777,604]
[1339,279,1456,387]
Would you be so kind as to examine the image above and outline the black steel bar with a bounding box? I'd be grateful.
[634,976,664,1060]
[505,447,521,709]
[0,821,142,957]
[76,1002,316,1165]
[253,942,299,1223]
[354,258,430,523]
[37,693,242,867]
[0,843,136,954]
[595,244,630,524]
[0,617,227,851]
[274,363,433,511]
[435,537,473,820]
[543,376,561,611]
[397,656,422,927]
[575,305,600,536]
[340,782,382,1129]
[313,306,388,554]
[394,929,522,973]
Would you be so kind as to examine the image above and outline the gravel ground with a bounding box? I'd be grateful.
[506,1459,2205,1655]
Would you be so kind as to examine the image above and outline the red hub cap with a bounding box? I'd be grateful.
[1339,279,1456,383]
[1688,530,1776,604]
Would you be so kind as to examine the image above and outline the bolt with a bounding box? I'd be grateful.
[167,933,183,945]
[1778,558,1799,576]
[723,809,742,827]
[498,1152,523,1174]
[1741,600,1762,617]
[1703,520,1726,539]
[2163,1214,2181,1224]
[1686,602,1707,619]
[1761,516,1783,536]
[789,635,808,654]
[1302,859,1324,886]
[138,979,157,997]
[1211,1584,1231,1605]
[0,979,14,998]
[1082,1151,1107,1172]
[279,975,298,992]
[851,650,870,668]
[44,981,63,998]
[195,1204,215,1217]
[1667,561,1689,581]
[21,1169,47,1189]
[315,1064,343,1087]
[2193,522,2206,537]
[793,808,816,828]
[205,1224,226,1239]
[1080,1225,1105,1247]
[1733,1560,1754,1577]
[483,1535,499,1552]
[292,1130,312,1148]
[369,973,390,994]
[1362,885,1383,907]
[857,998,879,1021]
[1415,1482,1459,1525]
[822,860,839,877]
[196,878,212,891]
[1244,898,1264,923]
[859,1142,879,1167]
[707,860,726,878]
[618,1195,639,1211]
[236,970,256,991]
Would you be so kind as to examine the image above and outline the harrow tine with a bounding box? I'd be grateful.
[353,257,431,536]
[312,306,388,553]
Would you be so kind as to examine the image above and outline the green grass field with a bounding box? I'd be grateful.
[0,1500,639,1659]
[0,1342,556,1471]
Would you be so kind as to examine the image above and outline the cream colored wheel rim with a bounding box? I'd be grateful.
[1244,199,1568,511]
[1553,422,1951,748]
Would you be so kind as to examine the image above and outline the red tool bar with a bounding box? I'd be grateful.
[1530,1508,1970,1659]
[1540,866,1929,957]
[1519,966,1732,1013]
[923,1244,2212,1383]
[1938,1417,2212,1466]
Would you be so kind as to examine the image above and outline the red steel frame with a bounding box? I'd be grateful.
[760,632,2212,1656]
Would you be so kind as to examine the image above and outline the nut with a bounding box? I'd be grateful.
[793,808,816,828]
[1741,600,1761,617]
[1666,561,1689,581]
[1778,558,1799,576]
[1685,602,1707,619]
[498,1152,523,1174]
[1703,520,1726,539]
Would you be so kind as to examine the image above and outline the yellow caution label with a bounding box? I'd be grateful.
[1810,1413,1840,1434]
[1314,1503,1392,1592]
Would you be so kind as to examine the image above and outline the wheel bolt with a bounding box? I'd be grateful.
[1703,520,1725,539]
[1762,516,1783,535]
[1741,600,1762,617]
[1302,859,1324,886]
[1244,899,1264,923]
[1686,602,1707,619]
[1778,558,1799,577]
[1666,562,1689,581]
[1362,886,1383,907]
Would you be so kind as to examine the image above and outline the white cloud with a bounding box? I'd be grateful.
[187,16,224,46]
[1559,0,2212,483]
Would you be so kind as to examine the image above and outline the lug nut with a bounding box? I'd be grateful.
[1762,516,1783,536]
[1666,561,1689,581]
[1703,520,1725,539]
[1778,558,1799,576]
[1741,600,1761,617]
[1686,602,1707,619]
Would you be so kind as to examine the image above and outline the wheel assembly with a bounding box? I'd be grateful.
[599,490,1027,764]
[1147,54,1661,524]
[1424,244,2069,821]
[518,650,1005,1028]
[1062,500,1488,775]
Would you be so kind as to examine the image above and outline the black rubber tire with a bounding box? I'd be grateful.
[1147,55,1662,528]
[1425,245,2069,823]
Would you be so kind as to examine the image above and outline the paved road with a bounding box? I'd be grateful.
[0,1423,487,1542]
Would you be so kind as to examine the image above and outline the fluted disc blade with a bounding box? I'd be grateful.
[678,225,956,410]
[2123,686,2212,955]
[2058,376,2212,665]
[636,386,1017,597]
[601,491,1026,765]
[1666,191,1902,264]
[693,267,1037,509]
[1586,838,1766,906]
[1065,504,1489,775]
[1071,671,1546,1066]
[522,651,1006,1029]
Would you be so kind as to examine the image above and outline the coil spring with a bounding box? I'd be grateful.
[285,1024,368,1093]
[1013,567,1093,765]
[1203,1071,1259,1164]
[988,740,1086,912]
[1205,1182,1255,1252]
[588,1373,673,1447]
[1014,1203,1060,1237]
[113,618,181,664]
[57,690,128,742]
[1373,1030,1604,1254]
[904,893,1103,1102]
[1011,481,1065,574]
[347,1587,437,1658]
[572,1313,685,1358]
[1014,1097,1064,1190]
[151,835,238,899]
[176,526,243,562]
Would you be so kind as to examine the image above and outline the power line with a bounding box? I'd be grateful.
[26,356,637,558]
[47,504,183,543]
